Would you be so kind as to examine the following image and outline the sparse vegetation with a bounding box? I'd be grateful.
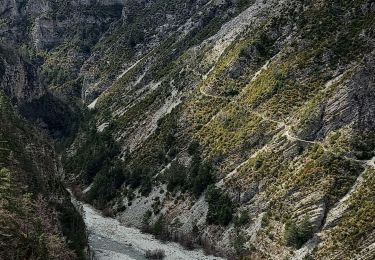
[231,230,249,257]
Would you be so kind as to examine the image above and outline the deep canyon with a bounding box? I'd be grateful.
[1,0,375,259]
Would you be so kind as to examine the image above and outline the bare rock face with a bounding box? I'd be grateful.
[319,53,375,137]
[0,45,45,103]
[32,17,64,51]
[0,0,19,18]
[1,0,124,51]
[32,1,125,50]
[351,53,375,131]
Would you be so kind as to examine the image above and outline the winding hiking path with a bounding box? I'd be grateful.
[199,57,374,184]
[199,85,230,100]
[199,54,374,260]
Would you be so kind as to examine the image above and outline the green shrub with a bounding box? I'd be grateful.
[188,141,200,155]
[165,161,187,192]
[57,203,87,259]
[284,217,313,248]
[145,249,165,259]
[165,156,215,196]
[231,230,248,257]
[152,215,168,240]
[64,125,120,184]
[88,161,125,208]
[189,157,215,197]
[124,166,153,196]
[205,185,233,226]
[235,210,250,227]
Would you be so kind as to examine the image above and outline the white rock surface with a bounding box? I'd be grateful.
[88,98,99,109]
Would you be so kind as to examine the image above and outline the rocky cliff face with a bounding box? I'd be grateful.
[1,0,375,259]
[0,45,44,103]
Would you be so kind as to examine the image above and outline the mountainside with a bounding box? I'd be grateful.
[0,38,87,258]
[1,0,375,259]
[0,91,87,259]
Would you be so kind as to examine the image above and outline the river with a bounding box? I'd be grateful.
[71,196,223,260]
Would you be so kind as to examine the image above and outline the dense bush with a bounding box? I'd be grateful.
[88,162,155,207]
[57,202,87,259]
[350,132,375,160]
[142,210,153,231]
[122,166,153,196]
[145,249,165,259]
[189,155,215,197]
[165,161,187,192]
[187,141,200,155]
[152,215,168,240]
[87,161,125,208]
[234,210,250,227]
[165,155,215,197]
[284,217,313,248]
[65,120,158,206]
[205,185,233,226]
[40,64,76,87]
[64,125,120,184]
[164,139,214,196]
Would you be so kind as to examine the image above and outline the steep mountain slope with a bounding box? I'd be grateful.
[0,35,87,259]
[0,91,87,259]
[1,0,374,259]
[65,1,375,259]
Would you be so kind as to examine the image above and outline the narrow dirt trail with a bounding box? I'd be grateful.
[199,85,230,100]
[219,107,375,185]
[198,51,374,260]
[199,55,373,185]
